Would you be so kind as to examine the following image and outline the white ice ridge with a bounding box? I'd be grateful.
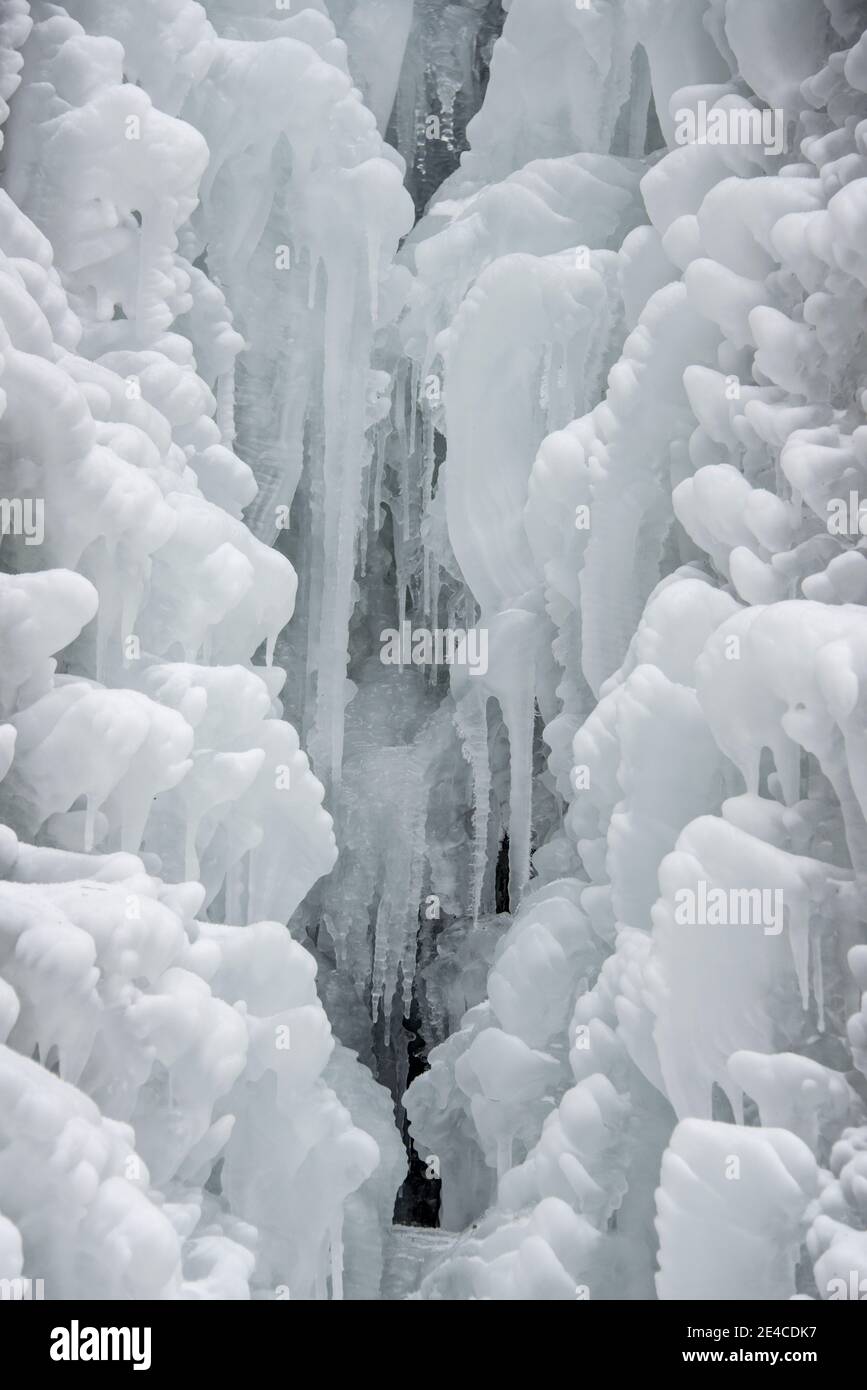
[5,0,867,1305]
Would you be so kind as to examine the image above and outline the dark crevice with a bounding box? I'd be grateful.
[495,832,510,915]
[392,992,441,1228]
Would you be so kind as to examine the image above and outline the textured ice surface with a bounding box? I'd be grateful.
[3,0,867,1303]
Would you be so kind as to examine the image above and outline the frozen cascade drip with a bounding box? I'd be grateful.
[173,16,416,791]
[4,0,867,1305]
[453,685,492,925]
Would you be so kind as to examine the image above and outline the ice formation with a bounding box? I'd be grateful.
[2,0,867,1303]
[403,0,867,1301]
[0,0,402,1301]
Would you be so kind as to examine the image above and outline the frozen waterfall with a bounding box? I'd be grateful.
[1,0,867,1319]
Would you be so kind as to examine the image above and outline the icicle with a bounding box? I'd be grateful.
[359,479,372,581]
[812,927,825,1032]
[394,359,408,457]
[408,358,420,458]
[397,563,408,658]
[421,412,436,625]
[446,590,460,636]
[371,901,387,1021]
[310,252,374,788]
[399,446,412,555]
[372,419,386,533]
[422,552,431,638]
[502,656,537,912]
[787,898,811,1011]
[429,554,442,668]
[401,839,426,1017]
[454,687,492,924]
[367,743,432,1027]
